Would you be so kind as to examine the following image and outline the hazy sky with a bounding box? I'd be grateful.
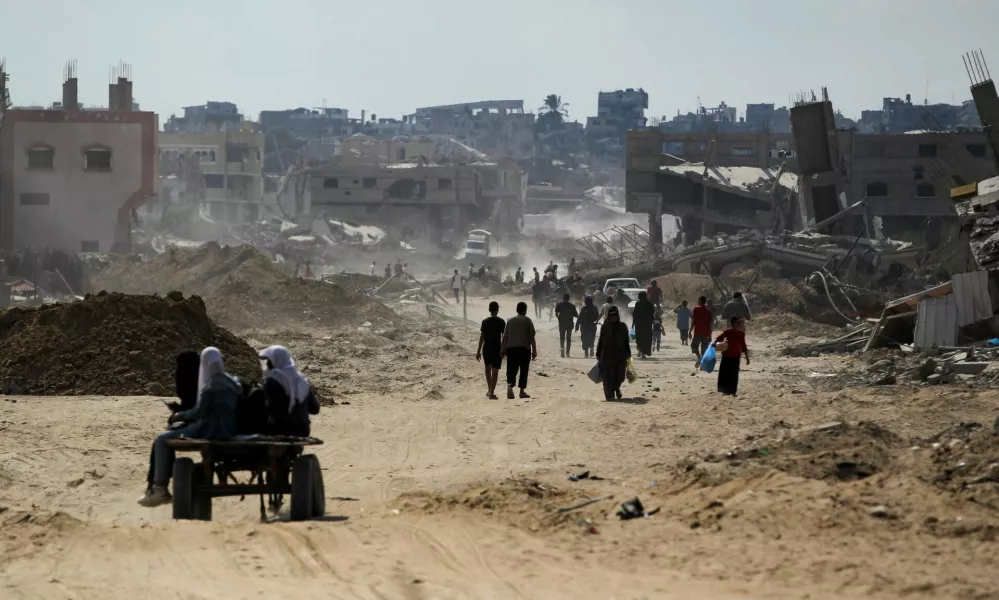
[3,0,999,123]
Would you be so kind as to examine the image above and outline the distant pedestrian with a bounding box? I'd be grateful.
[501,302,537,399]
[533,267,540,283]
[370,261,376,276]
[384,263,392,279]
[576,295,600,358]
[596,306,631,401]
[599,295,614,322]
[715,316,750,396]
[690,296,713,367]
[450,269,462,303]
[531,276,546,319]
[303,261,315,279]
[652,304,664,352]
[721,292,752,331]
[554,293,579,358]
[647,279,663,305]
[631,291,655,359]
[674,300,692,346]
[393,259,403,275]
[476,301,505,399]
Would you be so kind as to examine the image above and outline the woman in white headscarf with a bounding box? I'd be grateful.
[259,345,320,437]
[139,347,242,508]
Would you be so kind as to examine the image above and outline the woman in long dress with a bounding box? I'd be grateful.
[596,306,631,401]
[631,291,655,358]
[714,316,750,395]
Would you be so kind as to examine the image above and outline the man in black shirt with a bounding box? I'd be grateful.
[554,293,579,358]
[476,301,506,399]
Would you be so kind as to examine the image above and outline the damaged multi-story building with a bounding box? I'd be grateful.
[163,101,243,134]
[307,156,526,241]
[587,88,648,154]
[791,90,995,243]
[158,127,265,223]
[408,100,535,159]
[0,62,157,253]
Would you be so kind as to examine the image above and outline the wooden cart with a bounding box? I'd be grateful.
[164,437,324,522]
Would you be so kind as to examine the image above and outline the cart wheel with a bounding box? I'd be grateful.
[172,458,196,520]
[193,465,213,522]
[290,455,316,521]
[310,457,325,518]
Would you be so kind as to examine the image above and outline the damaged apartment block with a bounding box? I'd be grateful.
[0,61,157,253]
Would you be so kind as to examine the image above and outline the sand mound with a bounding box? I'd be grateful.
[90,243,396,331]
[687,421,904,484]
[0,291,259,395]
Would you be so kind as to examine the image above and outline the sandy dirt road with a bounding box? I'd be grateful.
[2,296,999,599]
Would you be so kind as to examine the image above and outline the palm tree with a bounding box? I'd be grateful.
[539,94,569,122]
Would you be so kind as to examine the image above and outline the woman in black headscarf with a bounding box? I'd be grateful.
[145,350,200,493]
[631,291,655,359]
[596,306,631,401]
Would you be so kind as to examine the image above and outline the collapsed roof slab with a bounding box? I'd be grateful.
[659,164,799,201]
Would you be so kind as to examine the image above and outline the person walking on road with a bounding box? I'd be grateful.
[599,295,614,322]
[631,291,655,359]
[652,304,665,352]
[576,295,600,358]
[554,293,579,358]
[596,305,631,401]
[674,300,692,346]
[450,269,463,303]
[721,291,752,331]
[715,316,750,395]
[690,296,713,367]
[647,279,663,305]
[531,276,547,319]
[501,302,537,399]
[476,301,506,399]
[370,261,376,276]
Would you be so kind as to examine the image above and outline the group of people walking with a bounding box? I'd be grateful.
[474,280,755,401]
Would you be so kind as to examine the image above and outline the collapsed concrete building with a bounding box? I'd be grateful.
[790,91,995,242]
[0,62,157,253]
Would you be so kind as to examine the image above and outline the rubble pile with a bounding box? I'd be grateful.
[90,243,397,331]
[798,346,998,389]
[0,291,259,395]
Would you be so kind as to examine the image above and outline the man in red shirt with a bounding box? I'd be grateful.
[646,280,663,305]
[690,295,713,367]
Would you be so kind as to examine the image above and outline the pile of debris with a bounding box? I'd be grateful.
[0,291,259,395]
[90,243,397,331]
[806,346,998,389]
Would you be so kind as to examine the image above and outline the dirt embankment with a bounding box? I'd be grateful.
[0,291,259,395]
[89,243,397,331]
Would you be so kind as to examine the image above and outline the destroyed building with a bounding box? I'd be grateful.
[0,62,157,253]
[791,91,995,241]
[158,126,265,223]
[586,88,648,153]
[628,129,795,170]
[163,101,243,133]
[307,157,525,240]
[408,100,535,159]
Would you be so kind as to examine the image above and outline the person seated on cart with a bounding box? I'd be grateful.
[139,347,242,508]
[144,350,200,495]
[259,345,319,437]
